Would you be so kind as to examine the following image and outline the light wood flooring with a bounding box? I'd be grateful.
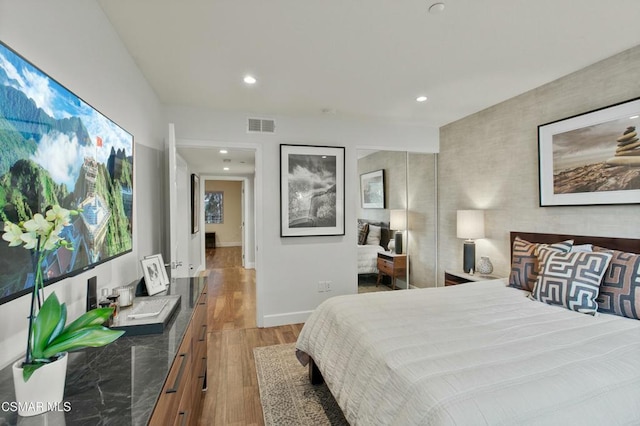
[199,247,303,426]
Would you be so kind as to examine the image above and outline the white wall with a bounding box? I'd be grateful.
[0,0,165,367]
[164,106,439,326]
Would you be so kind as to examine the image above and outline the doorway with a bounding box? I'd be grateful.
[174,142,261,325]
[203,178,245,269]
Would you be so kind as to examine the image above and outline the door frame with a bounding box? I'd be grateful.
[200,175,252,269]
[174,138,263,326]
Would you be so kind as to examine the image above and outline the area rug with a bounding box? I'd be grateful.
[254,343,348,425]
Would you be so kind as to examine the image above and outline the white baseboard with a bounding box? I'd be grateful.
[245,262,255,269]
[262,310,313,327]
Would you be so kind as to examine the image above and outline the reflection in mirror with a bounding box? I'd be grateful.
[356,150,409,292]
[356,150,438,293]
[407,153,438,288]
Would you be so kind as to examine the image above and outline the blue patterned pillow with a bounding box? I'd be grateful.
[531,248,613,315]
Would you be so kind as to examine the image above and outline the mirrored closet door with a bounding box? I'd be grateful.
[356,150,438,292]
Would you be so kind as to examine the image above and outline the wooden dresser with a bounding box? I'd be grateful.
[149,280,208,425]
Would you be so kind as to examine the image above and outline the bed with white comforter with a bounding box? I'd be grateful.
[357,244,385,274]
[296,279,640,425]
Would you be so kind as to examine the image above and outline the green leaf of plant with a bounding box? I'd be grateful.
[47,302,67,346]
[43,326,124,358]
[56,307,113,342]
[22,362,42,382]
[31,293,62,359]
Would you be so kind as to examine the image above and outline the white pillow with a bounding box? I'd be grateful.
[366,224,381,246]
[570,244,593,252]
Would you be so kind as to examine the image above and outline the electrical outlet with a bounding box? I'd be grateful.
[326,281,332,291]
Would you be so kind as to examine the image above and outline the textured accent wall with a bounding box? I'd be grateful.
[438,45,640,285]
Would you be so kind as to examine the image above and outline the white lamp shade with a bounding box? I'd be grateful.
[457,210,485,239]
[390,209,406,231]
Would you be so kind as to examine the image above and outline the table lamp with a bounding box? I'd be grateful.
[457,210,485,273]
[390,209,406,254]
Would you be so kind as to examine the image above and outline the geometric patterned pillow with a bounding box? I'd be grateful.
[530,248,613,315]
[357,221,369,245]
[593,246,640,320]
[509,237,574,292]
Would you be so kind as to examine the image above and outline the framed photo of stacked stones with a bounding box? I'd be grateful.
[538,97,640,206]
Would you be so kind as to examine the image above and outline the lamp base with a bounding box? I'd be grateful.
[463,240,475,273]
[395,232,403,254]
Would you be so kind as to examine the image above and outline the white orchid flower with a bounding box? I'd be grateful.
[43,234,62,251]
[46,205,71,226]
[20,232,39,250]
[23,214,52,236]
[2,222,24,247]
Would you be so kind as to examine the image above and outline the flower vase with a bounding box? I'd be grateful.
[12,352,68,417]
[476,257,494,275]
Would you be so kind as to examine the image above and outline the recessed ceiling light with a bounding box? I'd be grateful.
[416,96,428,102]
[428,2,445,14]
[219,149,228,154]
[243,75,257,85]
[223,167,230,171]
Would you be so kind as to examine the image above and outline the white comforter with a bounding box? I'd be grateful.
[296,279,640,425]
[357,244,384,274]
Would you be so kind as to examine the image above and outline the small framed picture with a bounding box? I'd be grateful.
[141,254,169,296]
[360,169,385,209]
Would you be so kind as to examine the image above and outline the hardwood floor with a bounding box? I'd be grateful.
[199,247,303,425]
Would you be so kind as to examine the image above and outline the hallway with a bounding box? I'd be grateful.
[199,247,303,425]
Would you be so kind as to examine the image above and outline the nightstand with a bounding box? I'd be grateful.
[376,252,407,290]
[444,270,503,286]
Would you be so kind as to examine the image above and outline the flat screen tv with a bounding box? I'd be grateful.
[0,41,134,305]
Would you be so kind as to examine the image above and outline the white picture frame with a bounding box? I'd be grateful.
[141,254,169,296]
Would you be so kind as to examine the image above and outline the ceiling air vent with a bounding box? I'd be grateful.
[247,118,275,133]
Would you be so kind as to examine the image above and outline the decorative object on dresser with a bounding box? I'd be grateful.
[280,144,345,237]
[389,209,406,254]
[476,256,493,274]
[376,252,407,289]
[456,209,485,273]
[360,169,385,209]
[538,96,640,207]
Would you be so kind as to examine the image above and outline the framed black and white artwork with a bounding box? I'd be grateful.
[280,144,345,237]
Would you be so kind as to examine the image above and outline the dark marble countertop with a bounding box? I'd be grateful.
[0,276,207,426]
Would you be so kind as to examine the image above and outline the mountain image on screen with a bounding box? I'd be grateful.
[0,42,134,304]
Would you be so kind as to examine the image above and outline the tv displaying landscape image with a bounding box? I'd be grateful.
[0,41,134,304]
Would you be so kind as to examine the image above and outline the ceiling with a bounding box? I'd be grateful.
[98,1,640,174]
[177,146,256,176]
